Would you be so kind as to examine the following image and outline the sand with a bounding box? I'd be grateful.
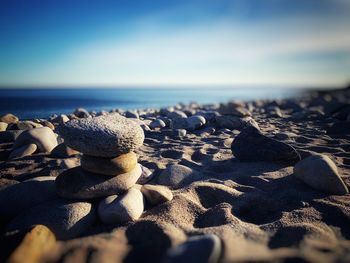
[1,87,350,263]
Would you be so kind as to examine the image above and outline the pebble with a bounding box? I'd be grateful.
[164,234,221,263]
[215,115,251,130]
[137,165,154,184]
[294,154,348,195]
[55,164,142,199]
[141,184,173,205]
[74,108,91,118]
[186,116,206,131]
[173,129,187,138]
[51,114,69,124]
[0,122,8,131]
[125,110,139,119]
[81,152,138,176]
[0,177,57,219]
[166,110,187,119]
[0,113,19,124]
[6,200,95,240]
[98,187,144,224]
[157,164,197,188]
[149,119,166,129]
[58,113,144,157]
[231,126,301,165]
[9,143,37,160]
[13,127,58,153]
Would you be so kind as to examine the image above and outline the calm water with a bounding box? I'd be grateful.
[0,87,304,119]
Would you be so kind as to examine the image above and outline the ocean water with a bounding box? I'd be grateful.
[0,87,304,120]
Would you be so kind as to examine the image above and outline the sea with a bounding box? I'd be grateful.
[0,87,306,120]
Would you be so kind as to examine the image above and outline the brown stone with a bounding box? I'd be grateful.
[1,113,19,124]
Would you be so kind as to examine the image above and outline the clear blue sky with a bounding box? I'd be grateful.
[1,0,349,87]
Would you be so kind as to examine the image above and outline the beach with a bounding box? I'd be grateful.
[0,87,349,263]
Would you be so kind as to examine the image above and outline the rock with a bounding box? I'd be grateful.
[166,110,187,119]
[186,116,206,131]
[294,154,348,195]
[6,200,95,240]
[170,118,187,130]
[9,143,37,160]
[0,177,57,219]
[58,113,144,157]
[195,111,219,122]
[268,106,283,117]
[98,188,144,224]
[51,114,69,124]
[50,143,79,158]
[0,122,8,131]
[74,108,90,118]
[164,234,221,263]
[231,126,301,165]
[7,225,56,263]
[149,119,166,129]
[173,129,187,138]
[0,130,22,143]
[0,113,19,124]
[40,120,55,130]
[215,115,258,130]
[141,184,173,205]
[327,121,350,135]
[219,102,251,117]
[137,165,154,184]
[81,152,138,176]
[125,110,139,119]
[55,164,142,199]
[13,127,58,153]
[157,164,197,188]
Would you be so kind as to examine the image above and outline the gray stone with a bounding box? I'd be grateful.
[0,122,8,131]
[164,234,221,263]
[186,116,206,131]
[141,184,173,205]
[0,130,22,143]
[137,165,154,184]
[173,129,187,138]
[231,126,301,165]
[157,164,197,188]
[125,110,139,119]
[74,108,91,118]
[13,127,58,153]
[195,111,219,122]
[55,164,142,199]
[6,200,95,240]
[149,119,166,129]
[50,143,79,158]
[294,154,348,195]
[58,113,144,157]
[0,176,57,219]
[215,115,258,130]
[166,110,187,119]
[51,114,69,124]
[9,143,37,159]
[98,187,144,224]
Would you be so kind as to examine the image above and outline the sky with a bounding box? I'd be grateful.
[0,0,350,87]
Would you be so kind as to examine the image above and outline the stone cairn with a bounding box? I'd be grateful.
[55,113,172,223]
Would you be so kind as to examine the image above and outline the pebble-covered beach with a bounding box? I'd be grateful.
[0,87,350,263]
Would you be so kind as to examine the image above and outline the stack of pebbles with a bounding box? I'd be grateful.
[55,113,147,223]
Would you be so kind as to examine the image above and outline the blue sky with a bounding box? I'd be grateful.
[0,0,349,87]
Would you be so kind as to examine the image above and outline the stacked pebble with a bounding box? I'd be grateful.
[56,113,172,224]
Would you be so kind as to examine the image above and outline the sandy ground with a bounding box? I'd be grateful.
[0,88,350,263]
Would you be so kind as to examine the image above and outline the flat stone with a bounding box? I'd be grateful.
[0,177,57,219]
[58,113,144,157]
[164,234,221,263]
[98,188,144,224]
[0,122,8,131]
[141,184,173,205]
[157,164,197,188]
[0,113,19,124]
[55,164,142,199]
[294,154,348,195]
[231,126,301,165]
[81,152,138,176]
[9,143,37,160]
[6,200,95,240]
[13,127,58,153]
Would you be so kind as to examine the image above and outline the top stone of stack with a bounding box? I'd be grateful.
[58,113,144,157]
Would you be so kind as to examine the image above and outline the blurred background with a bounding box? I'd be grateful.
[0,0,349,118]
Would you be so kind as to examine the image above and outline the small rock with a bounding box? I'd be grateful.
[6,200,95,240]
[81,152,138,176]
[186,116,206,131]
[157,164,197,188]
[55,164,142,199]
[13,127,58,153]
[164,234,221,263]
[9,143,37,159]
[137,165,154,184]
[294,154,348,195]
[74,108,91,118]
[231,126,301,165]
[51,114,69,124]
[98,188,144,224]
[141,184,173,205]
[40,120,55,130]
[124,110,139,119]
[50,143,79,158]
[215,115,245,130]
[0,113,19,124]
[219,102,251,117]
[58,113,144,157]
[0,122,8,131]
[0,130,22,143]
[173,129,187,138]
[166,110,187,119]
[149,119,166,129]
